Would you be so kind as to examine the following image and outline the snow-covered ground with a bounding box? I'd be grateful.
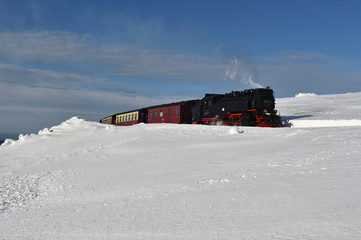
[1,92,361,239]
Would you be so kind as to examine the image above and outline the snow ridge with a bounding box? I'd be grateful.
[295,93,317,97]
[289,119,361,128]
[1,116,111,147]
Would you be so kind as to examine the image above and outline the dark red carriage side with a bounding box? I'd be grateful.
[147,101,197,124]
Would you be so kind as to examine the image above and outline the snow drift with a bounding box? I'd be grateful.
[295,92,317,97]
[1,92,361,239]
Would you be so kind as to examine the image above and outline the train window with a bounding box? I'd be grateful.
[131,114,134,121]
[160,109,163,117]
[168,108,171,116]
[155,110,158,118]
[175,107,179,116]
[149,111,152,119]
[135,113,138,120]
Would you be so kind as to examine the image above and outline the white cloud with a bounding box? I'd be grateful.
[0,31,227,80]
[0,63,123,90]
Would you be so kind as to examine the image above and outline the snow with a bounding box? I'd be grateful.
[295,92,317,97]
[1,92,361,239]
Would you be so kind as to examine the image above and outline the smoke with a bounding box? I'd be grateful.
[225,57,264,88]
[225,58,240,80]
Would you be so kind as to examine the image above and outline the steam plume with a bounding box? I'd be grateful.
[225,57,264,88]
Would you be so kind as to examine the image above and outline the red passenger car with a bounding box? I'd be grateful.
[147,101,196,124]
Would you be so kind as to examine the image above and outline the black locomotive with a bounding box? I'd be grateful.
[100,87,281,127]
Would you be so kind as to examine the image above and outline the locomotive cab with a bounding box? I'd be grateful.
[251,87,276,113]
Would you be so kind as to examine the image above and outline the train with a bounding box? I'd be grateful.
[100,86,281,127]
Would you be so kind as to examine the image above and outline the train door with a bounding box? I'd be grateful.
[164,108,170,123]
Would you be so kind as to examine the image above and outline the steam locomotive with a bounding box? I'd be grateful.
[100,87,281,127]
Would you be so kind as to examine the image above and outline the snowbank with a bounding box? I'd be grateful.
[295,92,317,97]
[1,117,109,147]
[289,119,361,128]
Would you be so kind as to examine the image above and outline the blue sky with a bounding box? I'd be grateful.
[1,0,361,135]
